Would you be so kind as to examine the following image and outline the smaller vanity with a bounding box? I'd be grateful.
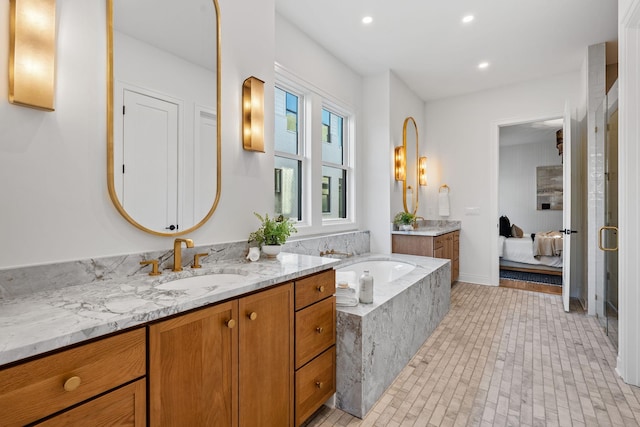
[392,220,461,283]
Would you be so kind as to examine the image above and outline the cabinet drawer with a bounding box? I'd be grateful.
[0,328,146,426]
[295,346,336,426]
[295,269,336,310]
[35,379,146,426]
[295,297,336,369]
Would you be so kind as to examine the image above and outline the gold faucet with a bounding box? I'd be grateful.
[172,238,194,272]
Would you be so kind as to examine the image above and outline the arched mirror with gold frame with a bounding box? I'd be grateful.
[107,0,221,236]
[402,117,419,215]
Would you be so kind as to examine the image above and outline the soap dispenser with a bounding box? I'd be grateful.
[358,270,374,304]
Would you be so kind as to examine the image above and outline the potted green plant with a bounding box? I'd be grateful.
[248,212,297,257]
[393,211,416,231]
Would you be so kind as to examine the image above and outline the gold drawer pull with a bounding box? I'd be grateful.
[248,312,258,321]
[317,285,325,293]
[63,376,81,392]
[315,381,324,389]
[226,319,236,329]
[316,327,324,334]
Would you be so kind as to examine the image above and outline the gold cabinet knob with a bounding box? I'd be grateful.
[63,376,81,392]
[226,319,236,329]
[317,285,325,293]
[315,381,324,389]
[316,327,324,334]
[248,312,258,321]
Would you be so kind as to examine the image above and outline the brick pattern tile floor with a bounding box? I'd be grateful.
[304,282,640,426]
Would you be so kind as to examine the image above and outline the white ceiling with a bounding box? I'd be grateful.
[275,0,618,101]
[500,119,563,147]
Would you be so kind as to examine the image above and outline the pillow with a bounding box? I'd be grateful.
[511,224,524,238]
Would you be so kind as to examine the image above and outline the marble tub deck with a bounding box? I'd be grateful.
[334,254,451,419]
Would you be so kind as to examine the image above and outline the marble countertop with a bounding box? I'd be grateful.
[0,253,339,366]
[391,224,461,237]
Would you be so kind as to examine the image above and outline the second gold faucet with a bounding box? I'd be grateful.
[172,238,194,272]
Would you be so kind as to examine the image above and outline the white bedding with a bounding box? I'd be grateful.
[498,235,563,268]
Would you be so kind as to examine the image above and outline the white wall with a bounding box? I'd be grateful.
[617,0,640,387]
[0,0,276,268]
[390,72,426,220]
[499,141,563,234]
[362,72,391,253]
[424,73,581,285]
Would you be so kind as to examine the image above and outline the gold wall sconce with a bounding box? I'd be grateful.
[419,156,427,186]
[9,0,56,111]
[394,146,405,181]
[242,76,265,152]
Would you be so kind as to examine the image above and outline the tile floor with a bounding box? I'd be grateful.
[305,282,640,426]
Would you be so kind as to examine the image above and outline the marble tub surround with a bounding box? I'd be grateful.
[0,253,339,366]
[0,231,369,300]
[391,219,461,235]
[334,253,451,418]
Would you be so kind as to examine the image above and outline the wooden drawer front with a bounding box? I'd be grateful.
[295,346,336,426]
[295,269,336,310]
[0,328,146,426]
[295,297,336,369]
[434,235,446,249]
[35,379,146,426]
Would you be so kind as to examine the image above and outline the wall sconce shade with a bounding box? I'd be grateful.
[242,76,265,152]
[419,156,427,186]
[394,146,405,181]
[9,0,56,111]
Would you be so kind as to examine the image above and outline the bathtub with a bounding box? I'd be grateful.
[332,254,451,418]
[335,260,415,287]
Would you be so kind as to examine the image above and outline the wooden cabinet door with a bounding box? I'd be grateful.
[149,301,238,427]
[239,284,294,427]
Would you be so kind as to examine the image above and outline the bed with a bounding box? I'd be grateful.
[499,233,563,275]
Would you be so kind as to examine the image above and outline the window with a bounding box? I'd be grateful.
[321,107,347,219]
[274,87,302,221]
[274,71,354,231]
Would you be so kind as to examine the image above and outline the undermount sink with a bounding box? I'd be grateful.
[156,272,249,291]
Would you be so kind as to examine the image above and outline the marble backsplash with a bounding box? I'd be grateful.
[0,231,370,300]
[391,219,461,231]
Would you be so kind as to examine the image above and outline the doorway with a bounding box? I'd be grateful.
[498,118,566,294]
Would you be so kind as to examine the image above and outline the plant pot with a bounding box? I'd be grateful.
[261,245,282,258]
[399,224,413,231]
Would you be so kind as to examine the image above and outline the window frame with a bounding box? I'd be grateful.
[274,82,307,224]
[274,66,356,234]
[320,102,352,224]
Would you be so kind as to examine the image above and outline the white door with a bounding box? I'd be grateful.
[562,103,573,312]
[122,89,179,232]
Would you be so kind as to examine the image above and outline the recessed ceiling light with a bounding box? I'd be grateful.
[462,15,474,23]
[362,16,373,24]
[478,61,490,69]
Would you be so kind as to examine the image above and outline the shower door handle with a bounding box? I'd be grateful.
[598,226,618,251]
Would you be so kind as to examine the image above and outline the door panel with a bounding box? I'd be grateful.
[122,89,179,231]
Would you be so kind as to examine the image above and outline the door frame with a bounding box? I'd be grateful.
[490,112,566,287]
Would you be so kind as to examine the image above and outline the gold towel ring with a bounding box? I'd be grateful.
[439,184,450,193]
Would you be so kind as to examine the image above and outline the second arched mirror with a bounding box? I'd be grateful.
[107,0,221,236]
[402,117,419,215]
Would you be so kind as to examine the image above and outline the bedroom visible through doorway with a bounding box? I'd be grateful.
[498,118,565,293]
